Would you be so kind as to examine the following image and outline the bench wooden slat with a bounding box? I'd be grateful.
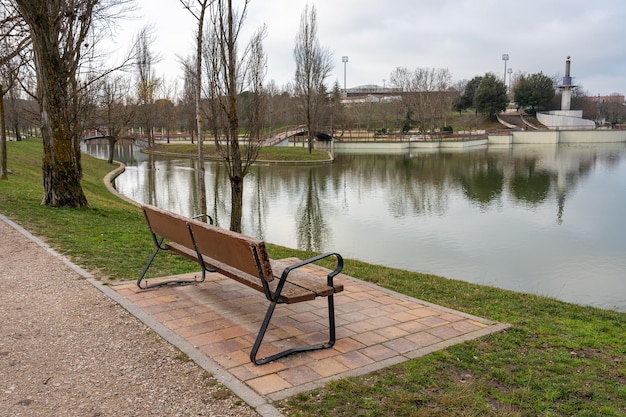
[166,242,199,261]
[143,206,195,249]
[187,219,274,283]
[198,257,317,303]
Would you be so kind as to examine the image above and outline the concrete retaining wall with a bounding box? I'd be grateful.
[536,111,596,130]
[487,130,626,145]
[329,130,626,154]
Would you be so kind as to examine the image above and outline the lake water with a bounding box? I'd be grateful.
[84,140,626,311]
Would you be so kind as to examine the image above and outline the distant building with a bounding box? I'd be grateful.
[345,85,402,97]
[342,85,402,104]
[590,94,625,104]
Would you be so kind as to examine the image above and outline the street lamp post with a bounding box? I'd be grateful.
[342,56,348,96]
[502,54,509,84]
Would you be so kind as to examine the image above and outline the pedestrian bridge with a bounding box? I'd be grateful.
[263,125,332,146]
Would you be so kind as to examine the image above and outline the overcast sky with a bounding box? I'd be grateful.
[110,0,626,97]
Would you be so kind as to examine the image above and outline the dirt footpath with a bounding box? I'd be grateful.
[0,218,259,417]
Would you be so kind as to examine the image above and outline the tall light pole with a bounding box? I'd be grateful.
[502,54,509,83]
[342,56,349,96]
[507,67,513,92]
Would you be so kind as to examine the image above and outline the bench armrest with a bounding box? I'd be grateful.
[191,213,213,224]
[274,252,344,302]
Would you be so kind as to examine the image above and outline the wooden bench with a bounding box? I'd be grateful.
[138,204,344,365]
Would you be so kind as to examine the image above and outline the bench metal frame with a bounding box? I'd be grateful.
[137,213,213,289]
[248,249,343,365]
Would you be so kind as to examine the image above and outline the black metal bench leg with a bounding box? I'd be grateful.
[326,294,336,348]
[137,246,161,288]
[137,237,207,290]
[250,294,337,365]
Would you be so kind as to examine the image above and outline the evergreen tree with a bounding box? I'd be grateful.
[454,76,483,114]
[473,73,508,118]
[514,72,555,113]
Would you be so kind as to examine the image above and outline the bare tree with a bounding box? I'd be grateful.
[201,20,224,148]
[178,56,197,143]
[389,67,454,136]
[92,74,135,164]
[293,4,333,153]
[0,5,29,179]
[12,0,131,207]
[180,0,211,218]
[155,79,178,143]
[135,26,160,147]
[205,0,266,232]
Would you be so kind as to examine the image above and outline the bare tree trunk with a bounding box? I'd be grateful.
[35,45,88,207]
[0,88,7,180]
[181,0,210,218]
[39,74,88,207]
[195,2,208,218]
[107,136,116,164]
[226,0,243,232]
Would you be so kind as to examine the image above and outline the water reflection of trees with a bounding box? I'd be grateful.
[331,145,617,224]
[295,169,329,251]
[452,152,504,209]
[87,140,625,248]
[335,153,452,218]
[510,158,550,206]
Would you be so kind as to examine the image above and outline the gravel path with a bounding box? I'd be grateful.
[0,218,260,417]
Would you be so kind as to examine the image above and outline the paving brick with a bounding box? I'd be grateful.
[383,337,419,354]
[313,357,350,377]
[418,315,450,327]
[350,330,389,346]
[214,350,251,369]
[333,337,366,353]
[278,366,322,386]
[246,374,292,395]
[452,320,488,332]
[373,325,410,340]
[359,344,397,362]
[405,331,444,348]
[335,350,375,369]
[199,337,250,356]
[426,325,464,340]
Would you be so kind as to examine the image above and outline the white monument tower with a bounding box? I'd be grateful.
[559,56,576,111]
[536,55,595,130]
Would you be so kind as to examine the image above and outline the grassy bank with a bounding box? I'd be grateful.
[1,138,625,416]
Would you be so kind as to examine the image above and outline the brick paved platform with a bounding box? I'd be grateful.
[114,259,509,401]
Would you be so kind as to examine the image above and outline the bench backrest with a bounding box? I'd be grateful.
[142,205,195,249]
[187,220,274,283]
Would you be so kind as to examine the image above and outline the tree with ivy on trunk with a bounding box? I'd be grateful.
[13,0,128,207]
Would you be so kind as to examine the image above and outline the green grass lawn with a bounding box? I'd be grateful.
[1,138,625,417]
